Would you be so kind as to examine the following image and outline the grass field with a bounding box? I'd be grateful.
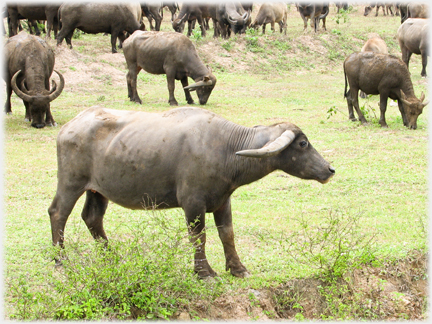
[2,3,429,320]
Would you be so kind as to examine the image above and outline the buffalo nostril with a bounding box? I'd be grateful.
[329,166,335,174]
[33,123,45,129]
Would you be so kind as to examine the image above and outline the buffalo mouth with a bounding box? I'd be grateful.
[316,166,336,184]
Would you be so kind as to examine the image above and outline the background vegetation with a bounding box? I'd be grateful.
[2,3,428,320]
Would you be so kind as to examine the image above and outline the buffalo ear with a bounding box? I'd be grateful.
[203,76,210,82]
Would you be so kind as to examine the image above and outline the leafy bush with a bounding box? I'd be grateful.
[7,209,224,320]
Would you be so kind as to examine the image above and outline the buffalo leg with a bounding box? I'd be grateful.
[181,77,195,104]
[45,106,57,127]
[214,198,249,278]
[421,52,427,77]
[48,185,85,264]
[166,74,179,106]
[126,64,142,104]
[197,17,206,37]
[81,190,109,244]
[4,81,12,114]
[346,89,357,121]
[350,88,368,124]
[378,93,389,127]
[322,17,326,31]
[183,201,217,278]
[397,100,408,126]
[270,22,275,33]
[23,101,31,122]
[401,47,412,70]
[110,32,119,53]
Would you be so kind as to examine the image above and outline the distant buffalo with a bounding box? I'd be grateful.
[344,52,428,129]
[56,2,142,53]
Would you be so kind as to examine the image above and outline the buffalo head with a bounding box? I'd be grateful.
[11,70,65,128]
[184,70,217,105]
[236,129,335,184]
[400,90,429,130]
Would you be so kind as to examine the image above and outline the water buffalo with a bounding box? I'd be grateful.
[359,36,388,98]
[48,106,335,278]
[4,32,64,128]
[172,3,217,37]
[397,18,428,77]
[298,3,329,32]
[407,2,428,19]
[364,3,390,16]
[56,2,142,53]
[217,2,251,38]
[7,3,61,39]
[344,52,428,129]
[124,31,216,106]
[251,2,287,35]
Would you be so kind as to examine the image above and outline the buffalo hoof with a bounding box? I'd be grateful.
[46,121,58,127]
[130,97,142,104]
[196,268,217,279]
[349,117,358,122]
[231,269,251,278]
[169,100,179,106]
[5,112,12,115]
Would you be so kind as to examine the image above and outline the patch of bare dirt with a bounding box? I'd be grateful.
[175,251,428,321]
[53,45,127,92]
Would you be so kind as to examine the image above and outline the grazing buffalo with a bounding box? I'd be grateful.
[344,52,428,129]
[172,3,217,37]
[7,3,61,38]
[298,3,329,32]
[48,106,335,278]
[217,2,251,38]
[336,2,349,12]
[364,3,392,16]
[4,32,64,128]
[123,31,216,106]
[397,18,428,77]
[251,2,287,35]
[56,3,142,53]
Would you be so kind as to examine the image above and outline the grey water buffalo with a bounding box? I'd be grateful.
[407,2,428,19]
[162,2,179,21]
[7,3,61,38]
[251,2,287,34]
[217,2,251,38]
[344,52,428,129]
[172,3,217,37]
[364,3,391,16]
[56,2,142,53]
[398,18,428,77]
[4,32,64,128]
[124,31,216,106]
[48,106,335,278]
[298,3,329,32]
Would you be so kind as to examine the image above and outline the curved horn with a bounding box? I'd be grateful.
[419,91,425,102]
[235,130,296,158]
[184,79,213,90]
[11,70,34,103]
[399,89,411,106]
[47,70,65,102]
[227,15,237,25]
[243,10,251,22]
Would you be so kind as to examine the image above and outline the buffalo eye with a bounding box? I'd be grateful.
[299,140,308,148]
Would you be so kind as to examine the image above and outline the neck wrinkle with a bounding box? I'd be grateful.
[224,123,272,188]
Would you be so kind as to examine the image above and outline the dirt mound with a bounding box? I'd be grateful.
[53,46,127,91]
[176,251,427,321]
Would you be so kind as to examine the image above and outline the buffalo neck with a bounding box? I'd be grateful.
[221,121,276,188]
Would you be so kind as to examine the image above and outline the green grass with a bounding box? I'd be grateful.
[3,4,429,320]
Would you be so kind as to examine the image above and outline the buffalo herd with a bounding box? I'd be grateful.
[2,2,429,278]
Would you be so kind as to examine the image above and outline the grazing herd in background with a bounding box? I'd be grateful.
[2,2,429,130]
[2,2,429,278]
